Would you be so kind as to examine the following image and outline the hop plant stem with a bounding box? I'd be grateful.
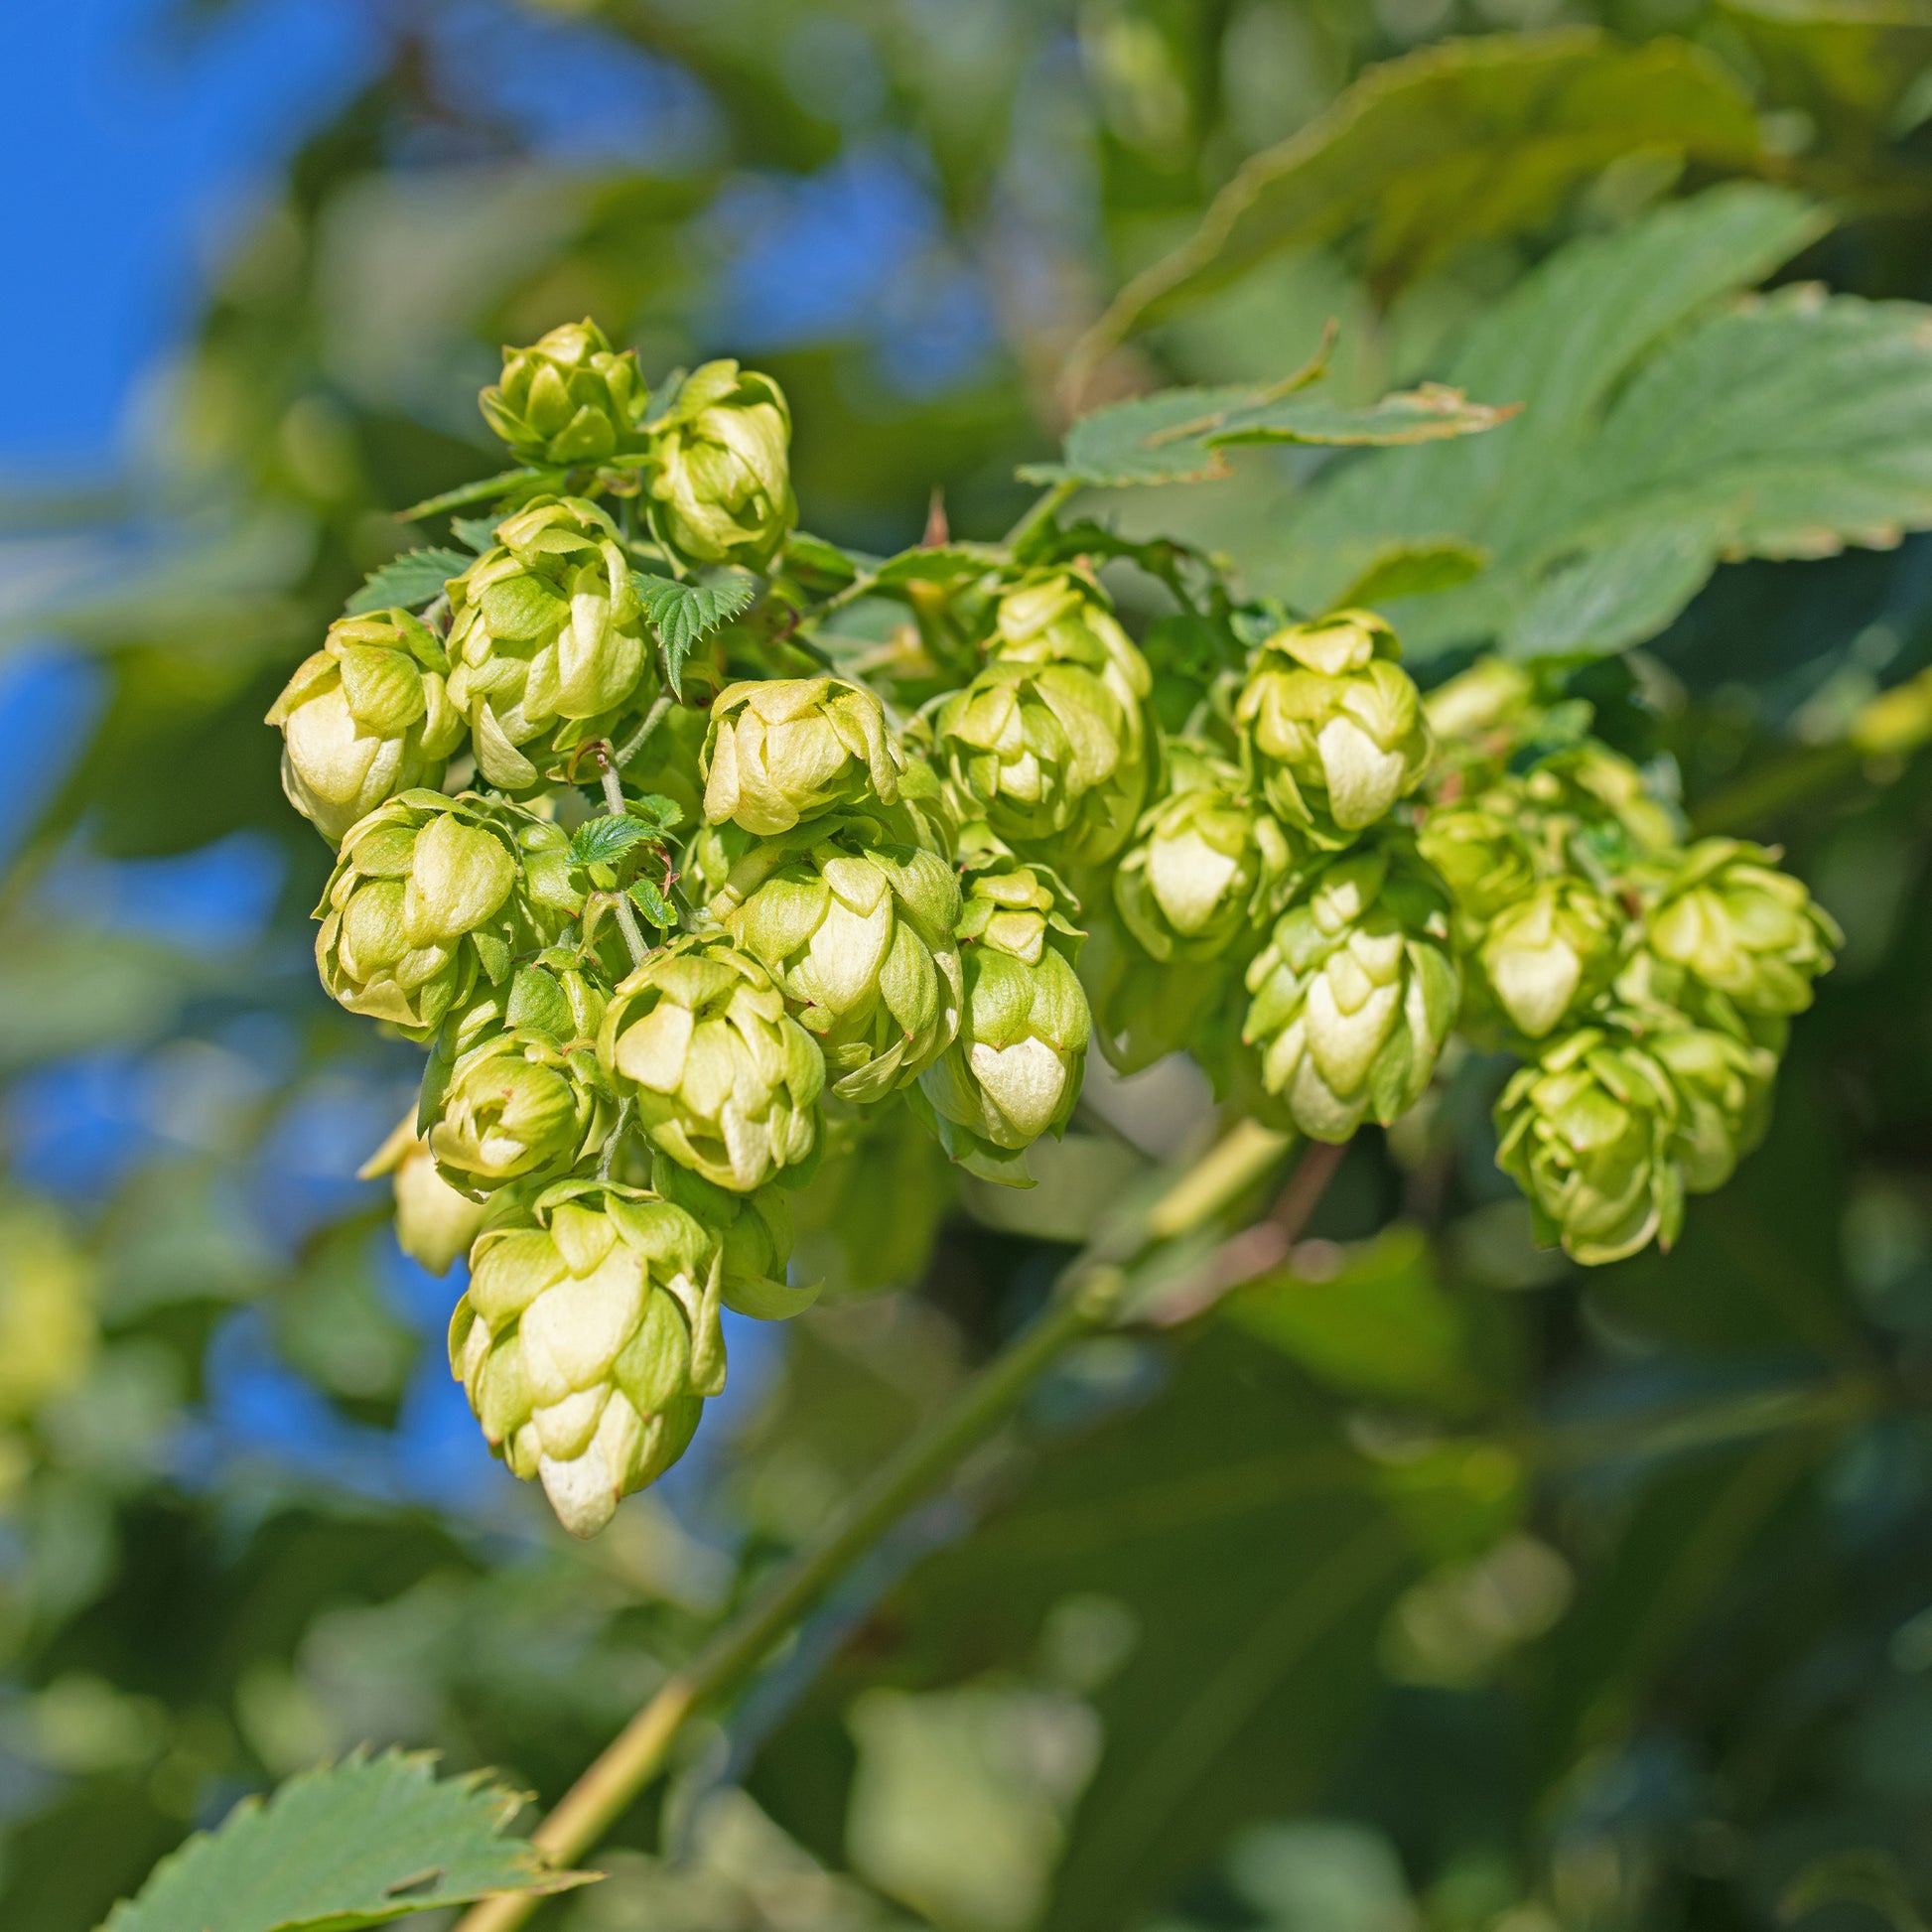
[592,743,651,968]
[453,1117,1319,1932]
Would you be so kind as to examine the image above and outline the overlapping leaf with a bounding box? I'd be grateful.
[631,569,758,692]
[343,548,471,617]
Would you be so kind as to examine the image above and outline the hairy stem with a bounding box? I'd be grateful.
[614,695,675,770]
[591,746,650,969]
[455,1120,1327,1931]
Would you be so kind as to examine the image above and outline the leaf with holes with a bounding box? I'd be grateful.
[1018,380,1510,489]
[631,570,759,694]
[343,549,471,618]
[102,1749,592,1932]
[1263,184,1932,659]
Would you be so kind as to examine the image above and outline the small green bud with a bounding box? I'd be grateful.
[314,791,576,1039]
[446,496,654,790]
[427,1032,616,1194]
[449,1178,722,1536]
[1243,834,1459,1141]
[915,846,1091,1183]
[1494,1025,1685,1265]
[1422,656,1537,743]
[1645,839,1840,1017]
[480,319,650,467]
[702,676,902,836]
[929,572,1152,867]
[1236,611,1432,844]
[1415,797,1537,923]
[696,810,964,1102]
[598,935,825,1192]
[645,360,796,570]
[266,608,465,844]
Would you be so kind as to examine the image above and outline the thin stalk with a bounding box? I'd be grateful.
[592,747,649,968]
[1002,477,1078,551]
[455,1123,1333,1932]
[614,695,674,770]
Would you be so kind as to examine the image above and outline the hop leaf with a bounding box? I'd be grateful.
[344,548,472,617]
[631,569,759,694]
[568,814,660,870]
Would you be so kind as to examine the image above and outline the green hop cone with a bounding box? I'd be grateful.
[1416,795,1537,925]
[914,845,1092,1185]
[1242,834,1459,1141]
[315,792,579,1040]
[1645,838,1841,1016]
[1087,745,1295,1073]
[929,572,1153,868]
[1494,1025,1685,1265]
[1648,1021,1777,1195]
[425,1031,616,1196]
[446,496,654,790]
[645,1152,817,1318]
[358,1117,488,1277]
[1423,656,1537,745]
[702,676,903,836]
[479,319,650,468]
[598,935,825,1191]
[1475,879,1624,1041]
[266,608,465,844]
[1524,743,1679,859]
[449,1179,724,1537]
[694,810,963,1102]
[644,359,796,570]
[1235,610,1432,844]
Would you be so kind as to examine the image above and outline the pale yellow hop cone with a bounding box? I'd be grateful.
[914,843,1091,1185]
[702,676,903,836]
[315,791,580,1040]
[928,571,1152,867]
[480,318,650,467]
[445,495,654,790]
[599,935,826,1191]
[266,607,465,845]
[1243,833,1459,1141]
[358,1115,487,1277]
[643,359,796,571]
[1476,879,1623,1041]
[1236,609,1431,845]
[449,1180,725,1537]
[692,807,963,1102]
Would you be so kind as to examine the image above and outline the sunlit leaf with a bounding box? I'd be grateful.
[343,549,471,617]
[631,570,758,694]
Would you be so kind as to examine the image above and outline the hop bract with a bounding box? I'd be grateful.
[599,936,825,1192]
[915,845,1091,1184]
[266,608,465,844]
[1236,611,1432,844]
[449,1179,724,1537]
[1475,879,1623,1041]
[703,676,902,836]
[1416,795,1537,924]
[1243,835,1459,1141]
[480,319,650,468]
[446,496,653,790]
[1494,1026,1685,1265]
[644,359,796,570]
[695,810,964,1103]
[1649,1020,1777,1195]
[358,1119,487,1278]
[1646,838,1841,1016]
[315,792,578,1039]
[427,1032,615,1195]
[929,572,1153,867]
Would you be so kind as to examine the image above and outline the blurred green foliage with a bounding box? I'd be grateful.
[12,0,1932,1928]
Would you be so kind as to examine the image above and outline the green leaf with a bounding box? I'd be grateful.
[568,814,658,869]
[101,1749,592,1932]
[451,515,501,554]
[1020,378,1510,489]
[783,530,864,589]
[343,549,471,618]
[626,792,684,835]
[399,468,561,520]
[871,543,1009,587]
[1060,28,1763,402]
[631,569,758,694]
[1330,538,1490,609]
[627,877,675,928]
[1266,184,1932,658]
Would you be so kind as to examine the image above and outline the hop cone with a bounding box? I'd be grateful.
[1494,1026,1685,1265]
[599,936,825,1191]
[1243,835,1459,1141]
[693,809,963,1102]
[1474,880,1624,1041]
[446,496,653,790]
[1648,1021,1777,1195]
[1646,839,1840,1016]
[266,608,465,844]
[1416,796,1536,925]
[645,1152,814,1318]
[702,676,902,836]
[929,572,1152,868]
[315,791,578,1039]
[915,845,1091,1184]
[1423,656,1538,745]
[480,319,650,468]
[1236,611,1431,844]
[644,359,796,570]
[449,1179,724,1537]
[358,1117,487,1277]
[425,1031,615,1197]
[1523,743,1679,860]
[1088,745,1293,1073]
